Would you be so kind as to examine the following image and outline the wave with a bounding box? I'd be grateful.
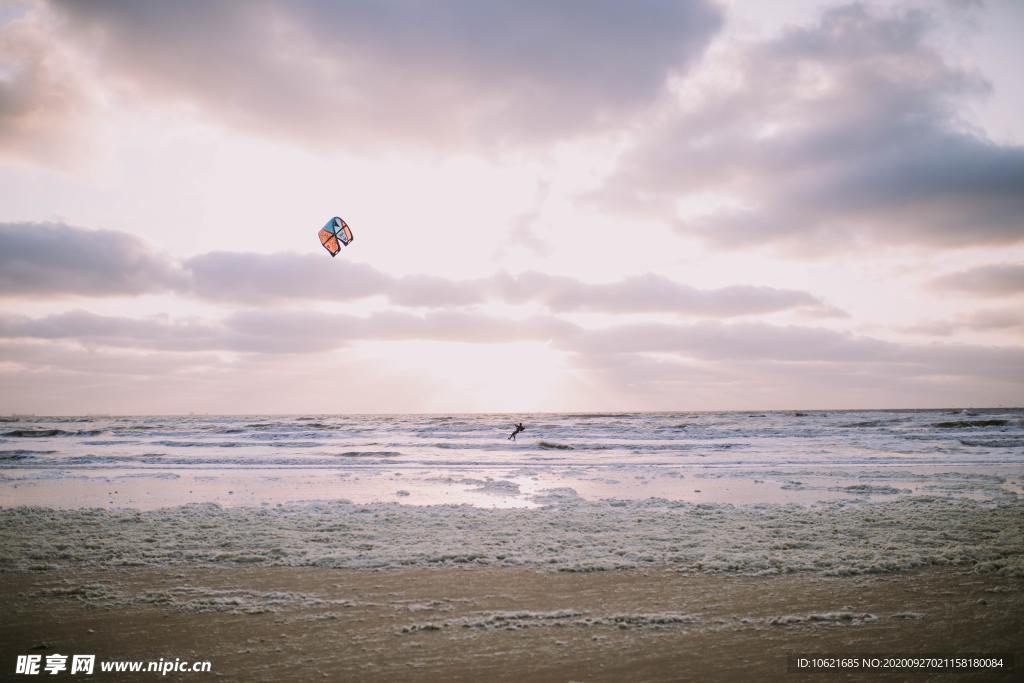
[155,440,243,448]
[0,449,56,455]
[2,429,106,437]
[335,451,403,458]
[277,421,335,430]
[932,419,1008,429]
[539,441,573,450]
[960,438,1024,448]
[831,484,911,495]
[562,413,634,418]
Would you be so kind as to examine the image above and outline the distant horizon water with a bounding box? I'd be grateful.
[4,406,1024,417]
[2,408,1021,510]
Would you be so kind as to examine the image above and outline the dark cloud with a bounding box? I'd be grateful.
[187,257,838,317]
[189,257,838,315]
[1,223,834,317]
[0,222,183,297]
[597,3,1024,251]
[929,262,1024,296]
[43,0,722,147]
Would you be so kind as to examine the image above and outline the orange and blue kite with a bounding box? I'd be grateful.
[318,217,354,257]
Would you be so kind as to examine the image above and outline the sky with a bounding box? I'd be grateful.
[0,0,1022,414]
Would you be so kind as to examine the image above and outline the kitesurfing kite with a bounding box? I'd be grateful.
[318,216,354,257]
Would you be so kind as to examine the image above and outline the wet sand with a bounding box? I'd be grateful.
[3,567,1020,682]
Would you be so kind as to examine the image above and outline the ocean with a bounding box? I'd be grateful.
[2,409,1021,510]
[2,407,1022,588]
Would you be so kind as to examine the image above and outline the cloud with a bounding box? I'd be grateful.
[0,339,223,377]
[190,256,837,315]
[596,3,1024,251]
[569,323,1024,411]
[39,0,722,148]
[492,271,839,316]
[929,262,1024,296]
[904,307,1024,336]
[574,320,895,362]
[184,251,392,303]
[0,345,439,415]
[0,3,98,162]
[0,309,580,355]
[219,309,579,353]
[1,223,835,317]
[186,254,483,308]
[0,222,183,297]
[0,310,235,353]
[3,308,1020,410]
[4,309,1020,386]
[569,319,1023,383]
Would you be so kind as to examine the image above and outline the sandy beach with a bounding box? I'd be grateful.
[4,565,1021,681]
[2,488,1022,680]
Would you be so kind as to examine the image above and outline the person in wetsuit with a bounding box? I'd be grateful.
[508,422,525,441]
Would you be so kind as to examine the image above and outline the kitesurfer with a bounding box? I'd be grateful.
[508,422,525,441]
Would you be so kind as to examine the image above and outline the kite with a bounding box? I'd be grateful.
[318,216,354,257]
